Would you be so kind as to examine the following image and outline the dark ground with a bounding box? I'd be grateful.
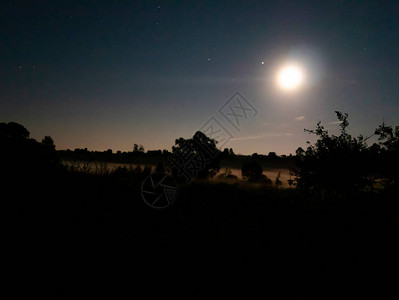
[10,167,398,299]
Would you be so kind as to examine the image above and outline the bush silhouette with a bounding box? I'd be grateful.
[241,160,271,183]
[293,111,390,195]
[217,168,238,180]
[373,123,399,187]
[241,160,262,179]
[275,171,282,188]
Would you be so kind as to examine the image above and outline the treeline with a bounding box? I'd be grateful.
[58,148,170,164]
[3,111,398,193]
[0,122,59,178]
[57,146,296,166]
[0,121,295,182]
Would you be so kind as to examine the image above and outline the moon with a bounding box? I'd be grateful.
[277,64,304,91]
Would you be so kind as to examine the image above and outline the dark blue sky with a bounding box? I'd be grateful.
[1,0,398,154]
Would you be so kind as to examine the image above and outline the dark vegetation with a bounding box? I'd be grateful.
[171,131,221,180]
[4,114,398,298]
[58,140,295,172]
[294,112,399,194]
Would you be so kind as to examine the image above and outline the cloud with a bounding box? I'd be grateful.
[231,133,292,141]
[294,115,305,121]
[325,121,341,125]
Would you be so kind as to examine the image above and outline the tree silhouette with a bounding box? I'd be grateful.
[374,123,399,187]
[133,144,144,153]
[0,122,30,139]
[293,111,371,194]
[295,147,305,157]
[375,124,399,152]
[241,160,271,183]
[268,152,278,159]
[42,136,55,149]
[170,131,220,181]
[1,122,59,177]
[241,160,262,179]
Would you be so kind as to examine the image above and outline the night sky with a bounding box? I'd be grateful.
[1,1,398,155]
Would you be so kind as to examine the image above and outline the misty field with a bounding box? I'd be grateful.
[61,160,293,187]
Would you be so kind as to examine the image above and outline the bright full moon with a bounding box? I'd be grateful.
[277,65,304,91]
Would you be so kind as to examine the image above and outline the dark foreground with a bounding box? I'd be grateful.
[10,168,398,299]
